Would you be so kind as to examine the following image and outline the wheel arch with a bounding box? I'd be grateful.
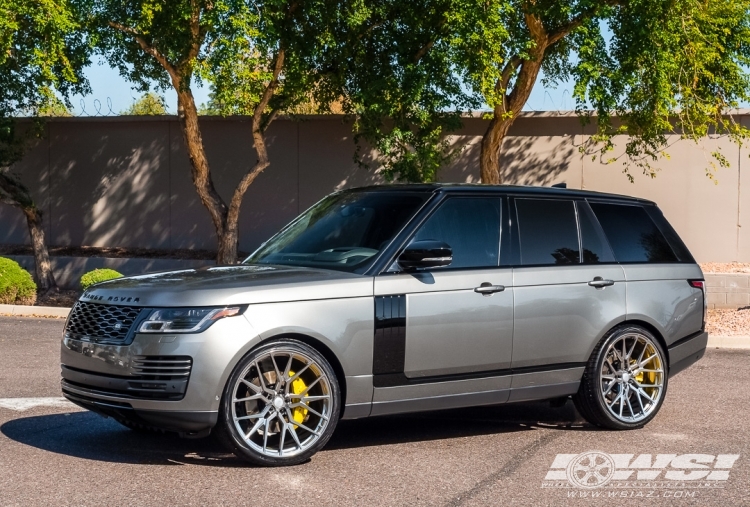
[614,319,670,368]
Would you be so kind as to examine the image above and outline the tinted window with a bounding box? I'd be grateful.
[246,191,429,272]
[412,197,501,268]
[516,199,579,265]
[577,202,615,263]
[589,203,678,263]
[644,206,694,262]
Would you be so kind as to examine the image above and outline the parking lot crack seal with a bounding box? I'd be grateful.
[442,429,563,507]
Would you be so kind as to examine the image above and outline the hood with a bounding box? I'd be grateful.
[79,264,372,307]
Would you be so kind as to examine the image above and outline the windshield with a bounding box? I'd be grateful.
[244,191,429,272]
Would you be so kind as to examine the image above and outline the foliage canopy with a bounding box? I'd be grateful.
[121,92,168,115]
[323,0,750,182]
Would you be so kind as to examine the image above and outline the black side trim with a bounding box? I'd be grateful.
[668,330,705,350]
[373,295,406,375]
[511,362,587,375]
[373,362,586,388]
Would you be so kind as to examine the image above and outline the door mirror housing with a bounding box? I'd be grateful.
[398,240,453,270]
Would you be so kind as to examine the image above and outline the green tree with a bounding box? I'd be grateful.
[320,0,476,183]
[121,92,168,115]
[455,0,750,183]
[0,0,89,290]
[80,0,340,263]
[334,0,750,184]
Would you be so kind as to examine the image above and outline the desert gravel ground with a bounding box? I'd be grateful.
[1,317,749,507]
[706,308,750,336]
[700,263,750,335]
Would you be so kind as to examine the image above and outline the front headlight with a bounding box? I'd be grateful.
[138,306,245,333]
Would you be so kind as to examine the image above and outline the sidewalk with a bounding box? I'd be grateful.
[2,304,749,350]
[0,304,71,318]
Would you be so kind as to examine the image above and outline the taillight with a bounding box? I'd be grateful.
[688,279,707,329]
[688,280,705,290]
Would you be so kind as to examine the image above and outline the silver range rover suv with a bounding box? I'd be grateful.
[61,184,708,466]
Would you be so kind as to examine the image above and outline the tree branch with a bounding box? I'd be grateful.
[107,21,179,80]
[500,55,522,90]
[0,193,19,207]
[545,0,621,49]
[187,0,203,62]
[253,49,286,134]
[261,108,280,134]
[413,16,447,64]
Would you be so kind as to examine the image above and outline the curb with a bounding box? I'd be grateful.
[0,304,70,318]
[706,335,750,350]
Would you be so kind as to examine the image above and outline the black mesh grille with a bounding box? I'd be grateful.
[61,356,193,400]
[65,302,143,344]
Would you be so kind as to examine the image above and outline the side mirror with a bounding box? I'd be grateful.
[398,240,453,270]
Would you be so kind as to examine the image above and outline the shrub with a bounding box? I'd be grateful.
[80,268,123,290]
[0,257,37,305]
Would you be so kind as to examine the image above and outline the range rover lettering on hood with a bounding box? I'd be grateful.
[81,292,140,303]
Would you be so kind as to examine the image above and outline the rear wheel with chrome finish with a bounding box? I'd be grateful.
[573,325,668,430]
[216,339,340,466]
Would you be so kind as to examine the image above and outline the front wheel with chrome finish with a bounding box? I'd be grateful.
[573,325,668,430]
[216,339,340,466]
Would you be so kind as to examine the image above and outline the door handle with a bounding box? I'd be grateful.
[474,282,505,295]
[588,277,615,289]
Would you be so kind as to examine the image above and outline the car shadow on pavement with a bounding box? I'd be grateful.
[0,400,593,468]
[326,399,593,451]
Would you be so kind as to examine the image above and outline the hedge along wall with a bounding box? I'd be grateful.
[0,113,748,262]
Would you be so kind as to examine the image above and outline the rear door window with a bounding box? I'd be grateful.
[516,199,580,265]
[589,202,678,263]
[412,197,502,269]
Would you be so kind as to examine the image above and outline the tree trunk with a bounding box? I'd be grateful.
[174,86,235,264]
[110,21,278,266]
[479,12,548,184]
[480,118,513,184]
[22,206,56,291]
[0,172,57,291]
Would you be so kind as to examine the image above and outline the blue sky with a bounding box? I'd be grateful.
[69,56,578,116]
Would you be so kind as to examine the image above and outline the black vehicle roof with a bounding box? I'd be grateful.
[345,183,656,205]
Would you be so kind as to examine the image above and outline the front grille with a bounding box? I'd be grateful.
[61,355,193,400]
[65,302,144,344]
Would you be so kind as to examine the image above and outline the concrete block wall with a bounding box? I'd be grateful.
[1,113,748,263]
[706,273,750,309]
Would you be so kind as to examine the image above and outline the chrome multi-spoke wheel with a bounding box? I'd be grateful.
[217,339,340,466]
[600,333,665,423]
[574,326,668,430]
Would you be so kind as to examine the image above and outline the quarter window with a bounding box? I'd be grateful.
[516,199,580,265]
[577,202,615,264]
[589,203,678,263]
[412,197,501,269]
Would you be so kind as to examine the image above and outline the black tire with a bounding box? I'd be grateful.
[573,325,668,430]
[215,338,341,466]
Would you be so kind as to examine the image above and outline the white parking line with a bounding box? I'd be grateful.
[0,397,74,411]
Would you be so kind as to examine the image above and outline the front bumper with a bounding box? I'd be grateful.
[60,314,261,434]
[668,331,708,377]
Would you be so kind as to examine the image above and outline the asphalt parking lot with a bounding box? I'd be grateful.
[0,316,748,506]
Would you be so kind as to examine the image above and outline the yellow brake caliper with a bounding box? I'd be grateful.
[288,371,309,426]
[633,344,659,396]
